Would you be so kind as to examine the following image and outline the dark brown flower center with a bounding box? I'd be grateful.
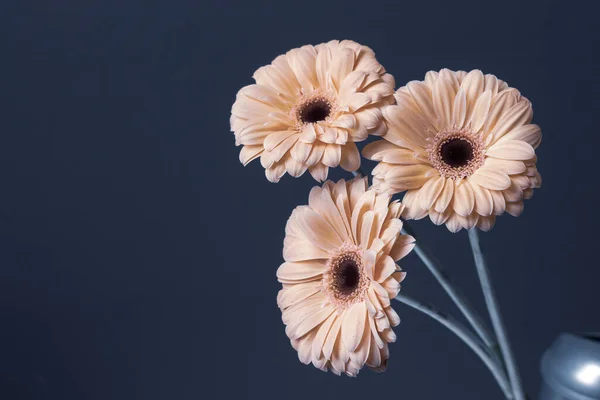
[333,259,360,296]
[299,98,331,123]
[440,138,474,168]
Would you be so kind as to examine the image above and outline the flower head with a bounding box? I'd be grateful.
[231,40,395,182]
[277,177,415,376]
[363,69,542,232]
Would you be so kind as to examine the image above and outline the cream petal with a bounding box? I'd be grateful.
[445,214,462,233]
[477,216,495,231]
[344,92,371,112]
[500,124,542,149]
[278,284,321,309]
[429,209,450,225]
[484,74,499,95]
[457,213,478,230]
[265,162,286,183]
[386,165,437,191]
[351,190,376,243]
[262,134,299,167]
[308,163,329,182]
[381,328,396,343]
[375,255,397,282]
[322,144,342,168]
[283,156,306,177]
[469,168,511,190]
[490,189,506,215]
[236,128,271,146]
[483,88,521,135]
[486,140,535,161]
[371,281,391,307]
[452,88,467,128]
[469,89,493,133]
[315,45,332,87]
[362,140,426,165]
[290,141,313,164]
[375,315,390,332]
[460,70,485,120]
[402,190,428,220]
[439,69,459,91]
[339,142,361,171]
[419,175,445,210]
[503,180,524,203]
[340,71,367,99]
[366,335,382,368]
[253,55,300,94]
[487,100,533,145]
[239,145,263,166]
[363,249,377,280]
[406,81,438,130]
[322,315,343,361]
[299,124,317,143]
[355,108,382,130]
[348,176,369,209]
[277,261,326,281]
[311,313,337,362]
[471,183,494,216]
[384,305,401,327]
[506,201,524,217]
[434,177,455,213]
[389,234,416,261]
[433,76,456,128]
[424,70,439,89]
[308,187,351,241]
[292,305,336,340]
[331,114,357,130]
[283,297,324,326]
[287,46,318,93]
[331,47,355,89]
[484,158,527,175]
[306,142,326,166]
[454,180,475,217]
[295,206,344,252]
[360,211,376,249]
[368,120,387,136]
[342,302,367,352]
[349,318,371,367]
[297,333,315,365]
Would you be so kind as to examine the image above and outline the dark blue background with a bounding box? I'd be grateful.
[0,0,597,399]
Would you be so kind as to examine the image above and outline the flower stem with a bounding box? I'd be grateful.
[394,293,513,399]
[468,229,524,400]
[401,223,498,350]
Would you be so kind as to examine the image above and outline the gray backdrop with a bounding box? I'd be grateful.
[0,0,597,399]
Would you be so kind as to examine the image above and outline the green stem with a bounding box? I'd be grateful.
[394,293,513,399]
[468,229,524,400]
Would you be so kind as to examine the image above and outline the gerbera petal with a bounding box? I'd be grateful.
[499,124,542,149]
[339,142,361,172]
[469,168,511,190]
[433,76,456,128]
[342,302,367,352]
[277,261,325,281]
[486,100,533,145]
[322,144,342,168]
[486,140,535,161]
[471,183,494,216]
[454,180,475,217]
[295,206,344,252]
[419,175,445,210]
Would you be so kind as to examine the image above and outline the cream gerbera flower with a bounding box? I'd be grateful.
[231,40,395,182]
[277,177,415,376]
[363,69,542,232]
